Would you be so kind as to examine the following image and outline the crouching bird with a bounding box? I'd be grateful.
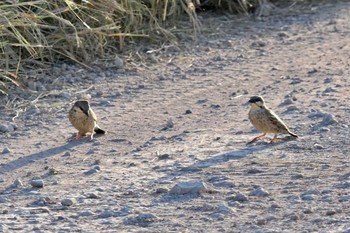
[69,100,106,140]
[247,96,298,144]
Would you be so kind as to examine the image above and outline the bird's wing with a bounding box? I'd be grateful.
[89,109,98,122]
[266,109,289,130]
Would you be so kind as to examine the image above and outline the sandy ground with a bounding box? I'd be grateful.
[1,1,350,232]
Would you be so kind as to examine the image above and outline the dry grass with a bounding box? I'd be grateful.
[0,0,277,93]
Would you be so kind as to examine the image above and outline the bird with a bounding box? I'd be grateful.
[247,95,298,144]
[68,100,106,140]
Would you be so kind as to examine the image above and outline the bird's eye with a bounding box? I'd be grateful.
[74,109,77,112]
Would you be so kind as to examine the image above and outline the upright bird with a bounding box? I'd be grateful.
[69,100,106,140]
[248,96,298,144]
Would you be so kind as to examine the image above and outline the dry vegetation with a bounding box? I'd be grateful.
[0,0,282,94]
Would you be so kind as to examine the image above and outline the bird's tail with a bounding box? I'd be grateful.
[94,126,106,134]
[288,131,298,138]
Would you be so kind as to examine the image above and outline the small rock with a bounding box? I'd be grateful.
[185,109,192,114]
[62,152,71,157]
[0,122,14,133]
[210,103,221,109]
[314,144,324,149]
[86,193,100,199]
[251,40,267,47]
[13,178,23,188]
[30,179,44,188]
[323,77,333,83]
[303,208,313,214]
[155,187,169,193]
[61,198,76,206]
[286,105,299,111]
[249,187,269,197]
[133,213,158,223]
[2,147,11,154]
[301,194,316,201]
[228,193,249,202]
[166,118,174,128]
[302,189,321,196]
[84,168,99,175]
[291,173,304,179]
[257,218,267,225]
[59,92,71,99]
[285,213,299,221]
[323,87,336,93]
[99,100,113,106]
[169,181,207,194]
[281,98,293,105]
[79,211,94,217]
[334,182,350,189]
[325,210,336,216]
[98,210,114,218]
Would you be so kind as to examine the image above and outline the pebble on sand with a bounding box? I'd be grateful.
[30,179,44,188]
[249,187,270,197]
[61,198,77,206]
[2,147,11,154]
[169,181,208,195]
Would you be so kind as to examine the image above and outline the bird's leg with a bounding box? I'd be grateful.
[248,133,266,144]
[269,134,278,143]
[90,132,94,141]
[74,132,81,140]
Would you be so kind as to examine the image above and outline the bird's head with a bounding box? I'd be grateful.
[72,100,90,117]
[248,96,266,109]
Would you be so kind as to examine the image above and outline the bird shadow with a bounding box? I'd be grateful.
[0,139,85,175]
[156,143,269,183]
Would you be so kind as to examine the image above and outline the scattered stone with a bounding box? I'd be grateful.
[302,189,321,196]
[211,180,235,188]
[303,208,313,214]
[281,98,293,105]
[285,213,299,221]
[301,194,316,201]
[325,210,336,216]
[286,105,299,111]
[79,211,94,217]
[30,179,44,188]
[308,111,338,125]
[246,168,264,174]
[291,173,304,180]
[98,210,114,218]
[211,103,221,109]
[227,192,249,202]
[185,109,192,114]
[0,122,15,133]
[84,168,99,175]
[156,187,169,193]
[61,198,76,206]
[13,178,23,188]
[99,100,113,106]
[249,187,270,197]
[125,213,158,226]
[334,181,350,189]
[323,77,333,83]
[62,152,71,157]
[314,144,324,149]
[158,153,171,160]
[323,87,337,93]
[197,99,208,104]
[86,193,100,199]
[257,218,267,225]
[2,147,11,154]
[251,40,267,47]
[169,181,207,195]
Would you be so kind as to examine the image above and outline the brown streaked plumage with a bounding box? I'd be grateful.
[69,100,106,140]
[248,96,298,144]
